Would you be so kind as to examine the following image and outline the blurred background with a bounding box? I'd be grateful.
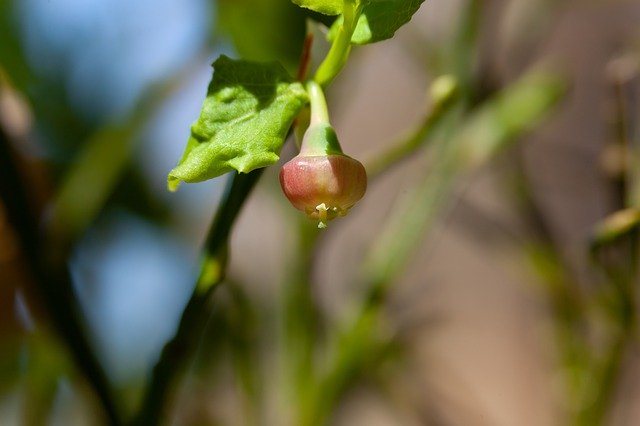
[2,0,640,425]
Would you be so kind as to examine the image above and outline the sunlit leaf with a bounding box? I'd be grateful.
[168,56,308,191]
[329,0,426,44]
[292,0,344,16]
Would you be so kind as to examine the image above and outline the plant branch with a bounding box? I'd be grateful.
[279,219,324,424]
[366,75,459,177]
[297,30,314,82]
[314,0,360,87]
[131,169,263,425]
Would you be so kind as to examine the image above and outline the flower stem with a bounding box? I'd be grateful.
[307,80,330,126]
[300,81,343,156]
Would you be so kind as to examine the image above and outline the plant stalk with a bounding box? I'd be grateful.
[131,170,263,425]
[314,0,359,87]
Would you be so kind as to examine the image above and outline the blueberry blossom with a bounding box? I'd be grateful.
[280,81,367,228]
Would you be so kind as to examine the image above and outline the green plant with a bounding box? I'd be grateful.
[4,0,603,424]
[150,1,564,424]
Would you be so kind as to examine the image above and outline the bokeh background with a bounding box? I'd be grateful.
[2,0,640,425]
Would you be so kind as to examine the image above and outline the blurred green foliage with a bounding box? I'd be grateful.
[216,0,307,74]
[4,0,639,425]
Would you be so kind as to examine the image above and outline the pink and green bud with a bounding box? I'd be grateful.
[280,153,367,228]
[280,81,367,228]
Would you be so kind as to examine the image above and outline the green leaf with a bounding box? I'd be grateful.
[292,0,344,15]
[329,0,426,44]
[167,56,308,191]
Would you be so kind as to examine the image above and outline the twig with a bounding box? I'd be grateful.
[365,74,459,177]
[131,170,263,425]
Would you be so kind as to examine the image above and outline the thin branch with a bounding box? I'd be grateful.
[131,170,263,425]
[365,75,459,177]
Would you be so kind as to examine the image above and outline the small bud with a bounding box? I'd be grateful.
[282,80,367,227]
[279,154,367,228]
[429,74,458,106]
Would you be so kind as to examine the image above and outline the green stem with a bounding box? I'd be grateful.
[314,1,359,87]
[298,306,381,426]
[366,75,459,176]
[307,80,330,126]
[281,220,323,424]
[450,0,482,103]
[300,82,343,156]
[131,170,263,425]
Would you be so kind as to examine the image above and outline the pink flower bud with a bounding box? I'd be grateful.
[279,154,367,228]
